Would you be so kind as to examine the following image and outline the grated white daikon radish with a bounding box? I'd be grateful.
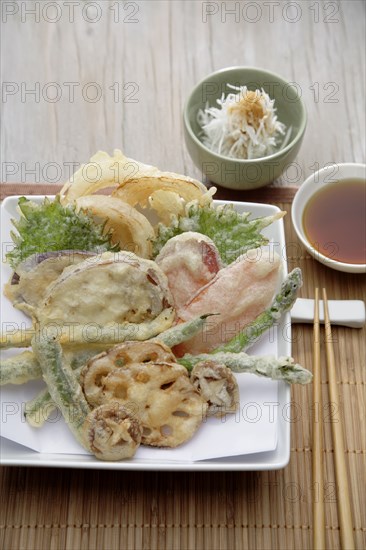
[197,85,291,160]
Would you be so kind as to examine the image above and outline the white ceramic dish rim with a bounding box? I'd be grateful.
[292,163,366,274]
[0,197,291,471]
[183,65,307,164]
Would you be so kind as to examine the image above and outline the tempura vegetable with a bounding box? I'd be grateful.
[175,248,281,355]
[32,333,91,446]
[32,332,142,460]
[148,190,185,224]
[1,348,95,386]
[112,174,207,211]
[0,351,41,385]
[4,250,95,317]
[60,149,210,217]
[59,149,158,204]
[191,361,239,417]
[37,251,173,327]
[0,315,212,383]
[22,348,100,427]
[180,352,313,385]
[152,314,215,348]
[80,341,176,407]
[22,333,206,427]
[0,310,175,350]
[1,251,176,349]
[81,343,207,448]
[25,386,59,428]
[83,403,142,461]
[215,268,303,354]
[155,232,222,309]
[153,202,285,265]
[75,195,155,258]
[82,358,207,447]
[6,196,115,269]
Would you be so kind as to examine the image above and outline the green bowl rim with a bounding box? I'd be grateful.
[183,65,307,164]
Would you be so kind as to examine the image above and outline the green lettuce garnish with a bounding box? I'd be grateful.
[152,203,283,265]
[6,196,117,269]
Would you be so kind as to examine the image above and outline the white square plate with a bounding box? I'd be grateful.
[0,197,291,470]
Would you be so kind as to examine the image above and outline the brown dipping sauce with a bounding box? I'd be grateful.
[303,179,366,264]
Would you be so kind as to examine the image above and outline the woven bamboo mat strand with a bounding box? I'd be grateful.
[0,185,365,550]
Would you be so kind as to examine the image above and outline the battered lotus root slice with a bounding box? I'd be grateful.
[191,361,240,417]
[80,341,175,407]
[94,360,207,447]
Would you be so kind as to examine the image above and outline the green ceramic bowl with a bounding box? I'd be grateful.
[183,66,307,190]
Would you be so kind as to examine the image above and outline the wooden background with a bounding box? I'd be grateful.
[1,0,365,187]
[0,3,365,550]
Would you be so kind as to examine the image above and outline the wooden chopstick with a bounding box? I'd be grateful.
[322,288,355,550]
[313,288,326,550]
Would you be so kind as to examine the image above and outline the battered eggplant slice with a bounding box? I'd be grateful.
[191,361,240,417]
[36,251,173,326]
[80,341,176,407]
[4,250,95,317]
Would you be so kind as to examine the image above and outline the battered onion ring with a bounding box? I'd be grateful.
[148,190,185,225]
[59,149,213,226]
[76,195,155,258]
[59,149,158,205]
[112,175,207,209]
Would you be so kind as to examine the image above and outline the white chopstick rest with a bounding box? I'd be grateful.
[291,298,365,328]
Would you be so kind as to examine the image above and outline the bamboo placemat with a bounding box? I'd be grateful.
[1,184,365,550]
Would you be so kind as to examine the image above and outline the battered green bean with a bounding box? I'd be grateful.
[2,316,209,387]
[0,307,175,349]
[32,334,90,445]
[32,333,142,460]
[155,314,214,348]
[1,348,98,386]
[179,352,312,384]
[214,268,303,354]
[0,351,41,385]
[24,387,58,428]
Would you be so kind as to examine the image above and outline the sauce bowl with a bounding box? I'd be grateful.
[292,163,366,273]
